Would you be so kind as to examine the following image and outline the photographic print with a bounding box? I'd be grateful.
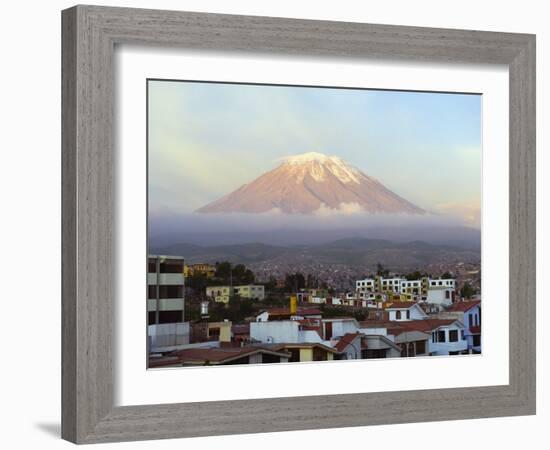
[147,79,482,368]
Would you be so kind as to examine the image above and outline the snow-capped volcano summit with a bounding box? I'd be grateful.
[196,152,424,215]
[279,152,363,184]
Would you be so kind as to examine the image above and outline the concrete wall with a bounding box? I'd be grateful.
[426,288,453,306]
[147,298,184,312]
[323,319,358,339]
[250,321,299,343]
[147,273,185,286]
[148,322,190,349]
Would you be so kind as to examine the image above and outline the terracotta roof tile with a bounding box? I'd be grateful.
[334,333,363,352]
[170,346,289,364]
[448,300,481,312]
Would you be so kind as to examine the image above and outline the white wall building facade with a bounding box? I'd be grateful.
[428,321,468,355]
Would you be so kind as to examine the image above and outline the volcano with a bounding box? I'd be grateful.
[196,152,424,215]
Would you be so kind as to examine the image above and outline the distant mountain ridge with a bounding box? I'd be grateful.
[152,237,480,271]
[196,152,424,215]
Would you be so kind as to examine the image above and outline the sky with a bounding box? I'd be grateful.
[148,79,481,229]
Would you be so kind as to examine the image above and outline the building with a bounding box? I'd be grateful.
[356,276,457,304]
[254,307,322,322]
[361,334,402,358]
[358,320,429,357]
[231,324,251,346]
[184,263,216,279]
[147,255,189,352]
[425,278,456,306]
[160,346,291,366]
[207,321,232,343]
[404,319,468,355]
[386,326,430,357]
[268,343,336,362]
[376,276,403,294]
[447,300,481,353]
[206,284,265,303]
[384,302,428,321]
[148,255,185,325]
[250,320,325,345]
[333,333,364,360]
[321,317,360,340]
[148,322,190,352]
[399,279,424,297]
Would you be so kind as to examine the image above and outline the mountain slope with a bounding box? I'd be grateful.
[196,152,424,214]
[152,237,480,271]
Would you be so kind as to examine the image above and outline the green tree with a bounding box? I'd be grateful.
[405,270,427,280]
[264,276,278,291]
[460,282,476,299]
[376,263,390,277]
[215,262,232,280]
[285,272,306,291]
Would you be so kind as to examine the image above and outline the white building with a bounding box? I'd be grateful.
[385,302,428,321]
[250,321,325,345]
[356,278,375,298]
[446,301,482,353]
[322,318,360,340]
[425,278,456,306]
[379,277,402,293]
[399,279,423,296]
[428,278,456,289]
[355,276,457,305]
[426,319,468,355]
[206,284,265,303]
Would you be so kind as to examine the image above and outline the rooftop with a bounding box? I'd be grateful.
[334,333,364,352]
[384,302,419,310]
[447,300,481,312]
[169,346,291,365]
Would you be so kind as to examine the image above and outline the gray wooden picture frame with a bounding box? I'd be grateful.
[61,4,536,444]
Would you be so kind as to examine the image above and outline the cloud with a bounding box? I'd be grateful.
[433,201,481,228]
[314,202,365,216]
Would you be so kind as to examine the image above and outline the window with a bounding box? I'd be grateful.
[445,290,450,299]
[158,310,183,324]
[469,314,473,327]
[159,259,185,273]
[432,331,436,342]
[449,330,459,342]
[406,310,410,320]
[158,285,183,298]
[396,311,402,320]
[473,335,481,347]
[437,330,446,342]
[147,285,157,299]
[209,327,220,339]
[461,330,465,340]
